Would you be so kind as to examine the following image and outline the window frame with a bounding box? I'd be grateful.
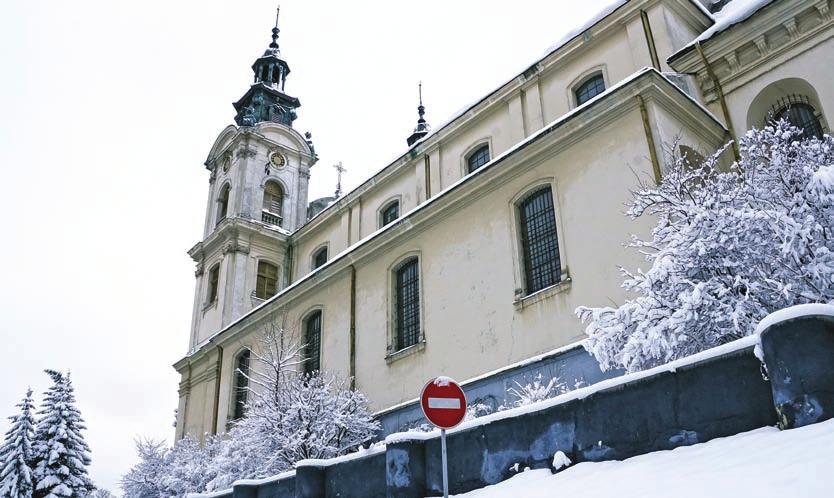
[769,96,825,140]
[573,72,606,107]
[465,143,491,174]
[216,183,231,227]
[379,199,401,228]
[509,180,568,301]
[387,253,425,360]
[461,139,493,176]
[206,262,221,305]
[302,309,323,375]
[568,67,608,109]
[254,259,279,300]
[230,348,251,421]
[311,245,328,270]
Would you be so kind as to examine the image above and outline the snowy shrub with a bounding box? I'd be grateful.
[507,374,567,408]
[577,121,834,372]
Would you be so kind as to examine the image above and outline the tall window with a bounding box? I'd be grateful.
[207,264,220,303]
[312,247,328,270]
[232,349,250,420]
[394,258,421,351]
[255,261,278,299]
[216,184,230,226]
[381,201,400,227]
[467,144,491,173]
[262,181,284,226]
[771,96,824,139]
[303,311,322,375]
[575,74,606,106]
[519,187,561,294]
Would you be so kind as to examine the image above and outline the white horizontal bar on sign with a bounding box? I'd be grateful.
[428,397,461,409]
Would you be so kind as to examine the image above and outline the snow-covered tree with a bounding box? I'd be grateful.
[31,371,94,498]
[124,320,380,496]
[0,389,37,498]
[119,439,168,498]
[577,121,834,372]
[206,322,378,488]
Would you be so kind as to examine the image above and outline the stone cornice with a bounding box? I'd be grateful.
[188,217,289,263]
[668,0,834,103]
[174,69,726,371]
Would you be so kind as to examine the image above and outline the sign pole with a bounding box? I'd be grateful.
[441,428,449,498]
[420,377,465,498]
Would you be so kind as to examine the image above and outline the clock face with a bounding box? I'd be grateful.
[270,152,286,168]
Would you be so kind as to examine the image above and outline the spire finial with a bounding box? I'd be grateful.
[406,82,430,146]
[270,5,281,49]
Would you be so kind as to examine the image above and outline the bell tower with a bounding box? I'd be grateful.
[186,8,317,349]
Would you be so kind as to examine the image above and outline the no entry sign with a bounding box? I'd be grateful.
[420,376,467,429]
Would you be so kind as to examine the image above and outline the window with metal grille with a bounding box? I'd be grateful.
[519,187,561,294]
[381,201,399,227]
[303,311,322,374]
[771,96,824,140]
[255,261,278,299]
[575,74,606,106]
[313,247,328,269]
[467,144,491,173]
[395,258,421,351]
[216,184,230,226]
[207,264,220,303]
[232,349,250,420]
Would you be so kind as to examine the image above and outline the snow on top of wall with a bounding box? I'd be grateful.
[230,470,296,487]
[753,303,834,335]
[387,333,760,440]
[295,443,386,468]
[452,419,834,497]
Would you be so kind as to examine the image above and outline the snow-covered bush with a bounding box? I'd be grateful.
[0,389,37,498]
[507,374,567,408]
[577,121,834,372]
[31,371,95,498]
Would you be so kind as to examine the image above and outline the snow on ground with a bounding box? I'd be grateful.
[452,419,834,497]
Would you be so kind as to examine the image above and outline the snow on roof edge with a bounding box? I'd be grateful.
[753,303,834,336]
[671,0,773,60]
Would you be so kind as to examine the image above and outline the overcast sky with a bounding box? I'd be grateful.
[0,0,616,492]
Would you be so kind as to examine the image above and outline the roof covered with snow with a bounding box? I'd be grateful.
[670,0,775,60]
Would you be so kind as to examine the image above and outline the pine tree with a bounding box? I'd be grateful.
[31,371,94,498]
[0,389,37,498]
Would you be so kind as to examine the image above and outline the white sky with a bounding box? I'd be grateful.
[0,0,617,493]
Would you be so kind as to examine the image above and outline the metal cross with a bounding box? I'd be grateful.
[334,161,346,197]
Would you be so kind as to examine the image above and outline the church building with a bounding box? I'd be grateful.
[174,0,834,439]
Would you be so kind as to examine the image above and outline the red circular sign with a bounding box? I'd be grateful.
[420,377,467,429]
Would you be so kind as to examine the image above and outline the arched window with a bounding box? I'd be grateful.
[381,201,400,227]
[394,258,421,351]
[574,73,606,106]
[232,349,250,420]
[771,95,824,140]
[466,144,491,173]
[303,311,322,375]
[216,184,231,226]
[255,261,278,299]
[312,247,328,270]
[262,181,284,226]
[518,186,561,294]
[206,263,220,304]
